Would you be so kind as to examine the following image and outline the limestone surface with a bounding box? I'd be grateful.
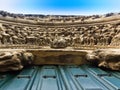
[111,33,120,46]
[86,49,120,70]
[0,50,34,72]
[50,37,67,48]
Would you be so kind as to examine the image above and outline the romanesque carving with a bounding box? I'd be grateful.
[86,49,120,71]
[50,36,67,48]
[0,50,34,72]
[1,31,10,44]
[110,33,120,46]
[0,11,120,71]
[0,22,119,48]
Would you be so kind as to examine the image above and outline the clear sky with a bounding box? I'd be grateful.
[0,0,120,15]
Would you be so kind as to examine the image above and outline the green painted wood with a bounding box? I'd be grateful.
[102,76,120,90]
[88,67,110,76]
[41,66,58,90]
[0,65,120,90]
[0,67,35,90]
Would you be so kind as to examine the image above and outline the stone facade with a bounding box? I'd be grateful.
[0,23,119,48]
[0,50,34,72]
[0,11,120,71]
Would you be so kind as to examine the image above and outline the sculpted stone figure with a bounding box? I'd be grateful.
[12,35,19,44]
[0,50,34,72]
[65,35,73,46]
[1,31,10,44]
[0,34,2,44]
[89,36,95,45]
[0,23,4,31]
[50,36,67,48]
[86,49,120,70]
[26,35,37,45]
[110,33,120,46]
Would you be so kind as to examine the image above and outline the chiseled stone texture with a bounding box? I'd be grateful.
[28,49,88,65]
[111,33,120,46]
[86,49,120,71]
[0,50,34,72]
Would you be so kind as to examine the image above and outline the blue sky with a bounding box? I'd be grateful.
[0,0,120,15]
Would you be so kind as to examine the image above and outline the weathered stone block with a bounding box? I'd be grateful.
[0,50,34,72]
[86,49,120,71]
